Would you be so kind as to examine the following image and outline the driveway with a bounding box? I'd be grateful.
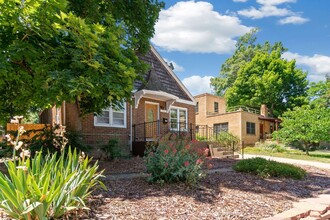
[240,154,330,170]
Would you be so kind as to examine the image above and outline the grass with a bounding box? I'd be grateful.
[243,146,330,164]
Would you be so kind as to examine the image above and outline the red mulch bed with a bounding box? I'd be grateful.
[99,156,234,175]
[80,157,330,220]
[0,157,329,219]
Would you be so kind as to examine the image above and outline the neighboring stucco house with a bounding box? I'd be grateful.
[40,46,196,156]
[195,93,280,146]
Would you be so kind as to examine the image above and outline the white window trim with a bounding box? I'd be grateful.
[170,106,188,131]
[94,104,127,128]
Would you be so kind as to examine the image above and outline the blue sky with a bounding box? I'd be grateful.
[150,0,330,95]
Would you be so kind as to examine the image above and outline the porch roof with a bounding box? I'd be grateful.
[258,116,281,122]
[134,89,179,112]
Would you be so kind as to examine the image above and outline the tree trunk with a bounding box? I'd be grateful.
[304,142,310,156]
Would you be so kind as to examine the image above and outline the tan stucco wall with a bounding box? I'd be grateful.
[194,93,277,146]
[195,93,226,118]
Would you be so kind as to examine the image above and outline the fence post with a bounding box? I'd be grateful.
[206,125,208,140]
[144,122,146,142]
[190,123,193,140]
[241,141,244,159]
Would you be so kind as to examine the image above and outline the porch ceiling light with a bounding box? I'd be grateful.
[134,89,179,112]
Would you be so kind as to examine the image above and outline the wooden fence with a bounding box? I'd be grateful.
[6,123,51,140]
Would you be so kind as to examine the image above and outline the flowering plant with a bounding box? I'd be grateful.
[0,116,105,219]
[144,133,208,185]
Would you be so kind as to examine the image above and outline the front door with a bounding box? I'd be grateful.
[260,124,264,140]
[145,103,158,139]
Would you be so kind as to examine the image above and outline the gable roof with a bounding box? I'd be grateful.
[134,45,196,105]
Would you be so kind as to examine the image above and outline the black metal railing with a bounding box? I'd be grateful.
[132,121,196,141]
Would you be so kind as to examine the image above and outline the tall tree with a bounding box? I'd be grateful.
[225,50,308,117]
[273,106,330,155]
[307,74,330,108]
[0,0,164,124]
[210,28,287,96]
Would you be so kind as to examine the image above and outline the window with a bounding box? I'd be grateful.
[94,104,126,128]
[214,123,228,134]
[170,107,188,131]
[246,122,256,135]
[195,102,199,113]
[214,102,219,113]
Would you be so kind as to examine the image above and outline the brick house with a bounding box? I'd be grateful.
[40,46,196,156]
[195,93,280,146]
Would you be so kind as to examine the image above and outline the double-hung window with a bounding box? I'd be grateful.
[170,107,188,131]
[214,122,228,134]
[246,122,256,135]
[214,102,219,113]
[94,104,126,128]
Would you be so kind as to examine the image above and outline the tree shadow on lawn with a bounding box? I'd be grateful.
[93,167,330,207]
[309,153,330,159]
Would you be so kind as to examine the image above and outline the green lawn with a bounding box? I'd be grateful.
[243,147,330,164]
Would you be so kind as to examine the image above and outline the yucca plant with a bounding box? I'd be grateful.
[0,147,105,219]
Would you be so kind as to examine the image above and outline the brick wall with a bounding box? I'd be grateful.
[132,97,196,140]
[63,103,132,156]
[62,98,195,156]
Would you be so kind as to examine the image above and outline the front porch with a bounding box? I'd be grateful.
[132,121,196,156]
[131,122,239,158]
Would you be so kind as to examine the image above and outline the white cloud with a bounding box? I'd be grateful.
[233,0,248,2]
[238,0,308,25]
[182,75,213,95]
[151,1,252,54]
[279,16,309,25]
[282,52,330,81]
[257,0,296,5]
[163,58,184,72]
[238,5,292,19]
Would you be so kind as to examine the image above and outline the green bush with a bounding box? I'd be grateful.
[23,125,90,157]
[0,140,12,157]
[214,131,240,148]
[233,157,306,180]
[0,147,104,219]
[100,138,122,160]
[144,133,208,185]
[255,141,288,153]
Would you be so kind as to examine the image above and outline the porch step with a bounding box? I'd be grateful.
[212,150,238,159]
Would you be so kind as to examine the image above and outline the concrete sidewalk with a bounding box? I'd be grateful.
[241,154,330,170]
[262,190,330,220]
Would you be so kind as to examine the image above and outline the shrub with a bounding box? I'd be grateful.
[233,157,307,180]
[22,125,90,157]
[0,140,12,157]
[214,131,240,146]
[0,147,104,219]
[255,141,288,153]
[144,133,208,185]
[100,138,122,160]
